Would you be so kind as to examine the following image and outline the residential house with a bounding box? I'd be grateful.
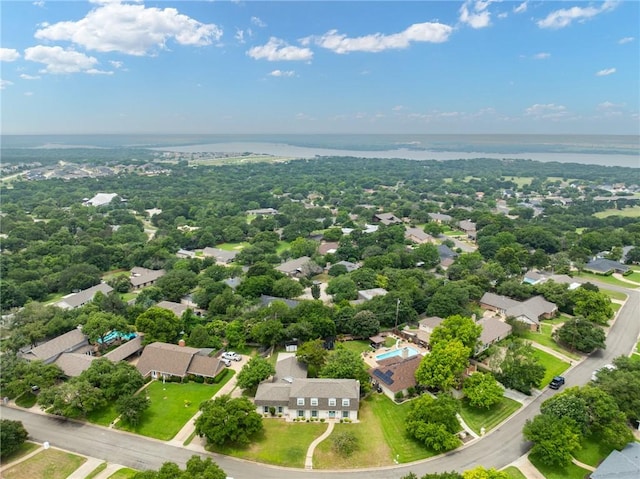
[202,247,238,264]
[404,227,435,244]
[584,258,630,275]
[334,260,361,273]
[479,293,519,315]
[457,220,477,241]
[428,213,452,224]
[20,328,91,364]
[373,212,403,225]
[437,244,458,269]
[260,295,301,309]
[369,355,421,400]
[476,317,512,354]
[136,342,226,380]
[254,355,359,421]
[176,249,196,259]
[156,300,189,318]
[357,288,388,301]
[54,283,114,310]
[246,208,279,215]
[318,242,339,255]
[275,256,315,278]
[83,192,118,207]
[480,293,557,331]
[522,270,547,286]
[590,442,640,479]
[129,267,166,290]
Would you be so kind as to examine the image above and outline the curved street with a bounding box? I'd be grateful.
[2,285,638,479]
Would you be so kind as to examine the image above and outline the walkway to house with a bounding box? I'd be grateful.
[508,453,546,479]
[529,341,575,364]
[612,272,640,288]
[304,420,335,470]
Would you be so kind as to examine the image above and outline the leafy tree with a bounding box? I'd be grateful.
[328,263,349,276]
[289,237,318,258]
[523,414,581,467]
[82,311,131,352]
[320,347,371,394]
[462,467,508,479]
[495,340,545,395]
[155,269,198,302]
[131,455,227,479]
[311,282,321,300]
[555,319,606,353]
[195,395,263,446]
[429,315,482,351]
[594,355,640,423]
[415,340,471,391]
[414,243,441,268]
[426,282,470,318]
[135,307,183,344]
[271,277,304,299]
[571,287,613,325]
[0,355,62,399]
[236,275,274,299]
[296,339,328,376]
[349,310,380,339]
[405,394,460,452]
[81,359,145,400]
[116,394,150,427]
[0,420,28,458]
[326,275,358,302]
[332,431,359,457]
[236,356,275,392]
[251,319,285,348]
[38,379,107,418]
[463,372,503,409]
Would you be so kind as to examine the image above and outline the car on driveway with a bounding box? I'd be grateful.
[549,376,565,389]
[220,358,232,367]
[222,351,242,361]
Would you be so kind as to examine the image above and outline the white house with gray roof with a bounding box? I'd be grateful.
[54,283,113,310]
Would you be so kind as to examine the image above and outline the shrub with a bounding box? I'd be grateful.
[332,431,359,457]
[269,406,276,416]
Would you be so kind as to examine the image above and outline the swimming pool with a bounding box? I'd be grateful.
[375,347,420,361]
[98,331,137,344]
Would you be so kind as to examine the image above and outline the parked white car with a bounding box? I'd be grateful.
[220,358,232,367]
[222,351,242,361]
[591,363,615,381]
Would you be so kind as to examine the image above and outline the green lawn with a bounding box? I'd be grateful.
[2,448,86,479]
[337,340,372,356]
[0,441,40,464]
[503,176,533,188]
[575,272,633,288]
[85,462,107,479]
[458,397,522,435]
[86,402,119,426]
[572,434,615,467]
[529,453,590,479]
[215,242,249,251]
[276,241,291,254]
[521,324,581,361]
[623,272,640,284]
[593,205,640,218]
[601,289,628,301]
[532,349,570,388]
[502,466,527,479]
[15,391,38,408]
[117,373,234,440]
[108,468,139,479]
[209,419,326,468]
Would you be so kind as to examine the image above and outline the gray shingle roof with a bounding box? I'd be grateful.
[23,328,89,363]
[480,292,519,311]
[254,383,293,406]
[591,442,640,479]
[54,353,96,377]
[104,335,144,362]
[130,267,165,287]
[585,258,630,274]
[156,301,189,318]
[136,342,200,378]
[275,256,311,275]
[55,283,114,309]
[478,317,512,345]
[274,356,308,382]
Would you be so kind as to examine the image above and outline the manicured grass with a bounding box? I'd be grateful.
[611,303,622,313]
[368,393,439,463]
[86,402,119,426]
[502,466,527,479]
[384,336,396,348]
[503,176,534,188]
[15,391,38,408]
[458,397,522,435]
[2,448,86,479]
[85,462,107,479]
[108,468,139,479]
[529,453,590,479]
[276,241,291,254]
[573,434,615,467]
[216,242,249,251]
[601,289,628,301]
[209,419,326,467]
[117,373,234,440]
[521,324,581,361]
[594,205,640,218]
[0,441,40,464]
[575,272,632,288]
[532,349,570,388]
[623,272,640,284]
[120,292,137,302]
[337,340,372,356]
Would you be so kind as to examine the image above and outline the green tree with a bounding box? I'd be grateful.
[555,319,606,353]
[116,394,150,427]
[0,420,28,458]
[326,275,358,302]
[349,310,380,339]
[320,347,371,394]
[571,287,613,325]
[332,431,359,457]
[135,307,183,344]
[430,315,482,351]
[495,340,545,395]
[186,324,213,348]
[426,283,470,318]
[415,340,471,391]
[155,269,198,302]
[195,395,263,446]
[82,311,131,352]
[463,372,503,409]
[523,414,581,467]
[463,467,508,479]
[593,355,640,423]
[236,356,276,392]
[311,282,321,300]
[131,455,227,479]
[271,277,304,299]
[37,379,107,418]
[251,319,285,348]
[296,339,328,377]
[289,237,318,258]
[405,394,460,452]
[81,359,144,400]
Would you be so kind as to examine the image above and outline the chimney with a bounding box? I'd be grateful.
[178,339,186,347]
[402,347,408,359]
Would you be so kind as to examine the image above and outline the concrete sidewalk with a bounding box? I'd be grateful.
[304,421,334,470]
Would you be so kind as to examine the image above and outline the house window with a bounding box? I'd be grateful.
[278,406,283,413]
[310,398,318,406]
[263,406,269,413]
[297,398,305,406]
[342,410,349,418]
[298,410,305,417]
[328,398,336,407]
[311,410,318,418]
[342,398,350,407]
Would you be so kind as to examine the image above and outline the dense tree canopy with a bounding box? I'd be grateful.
[195,395,263,446]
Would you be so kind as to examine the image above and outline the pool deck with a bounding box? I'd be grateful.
[361,336,428,368]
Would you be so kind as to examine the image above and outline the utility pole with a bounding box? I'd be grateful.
[394,298,401,333]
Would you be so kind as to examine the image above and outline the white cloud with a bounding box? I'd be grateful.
[0,79,14,89]
[459,0,492,29]
[597,101,624,111]
[0,48,20,62]
[247,37,313,61]
[497,12,508,19]
[533,52,550,59]
[308,22,452,54]
[295,112,315,121]
[525,103,568,119]
[109,60,123,69]
[251,16,266,28]
[596,67,616,76]
[24,45,110,74]
[269,69,294,77]
[20,73,41,80]
[618,36,634,44]
[32,1,44,7]
[537,1,617,29]
[235,28,245,44]
[392,105,405,111]
[35,1,222,56]
[514,1,528,14]
[24,91,34,96]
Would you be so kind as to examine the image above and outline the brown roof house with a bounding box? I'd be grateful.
[156,300,189,318]
[202,247,239,264]
[254,354,360,421]
[136,342,226,381]
[20,327,91,364]
[476,317,512,355]
[130,267,166,290]
[373,212,403,225]
[275,256,321,278]
[54,283,114,310]
[457,220,477,241]
[479,293,557,331]
[404,227,435,245]
[369,355,421,400]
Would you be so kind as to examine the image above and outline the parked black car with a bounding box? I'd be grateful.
[549,376,565,389]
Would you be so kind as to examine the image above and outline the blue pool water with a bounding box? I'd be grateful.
[98,331,137,344]
[375,347,420,361]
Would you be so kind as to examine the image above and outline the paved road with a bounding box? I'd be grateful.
[2,286,638,478]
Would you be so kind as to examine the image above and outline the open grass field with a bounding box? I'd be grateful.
[520,323,581,361]
[594,205,640,218]
[458,397,522,435]
[337,339,372,356]
[572,434,615,467]
[215,241,249,251]
[15,391,38,408]
[575,272,632,288]
[532,349,570,388]
[503,176,534,188]
[117,373,234,440]
[209,419,326,468]
[529,453,590,479]
[2,448,86,479]
[601,289,629,301]
[502,466,527,479]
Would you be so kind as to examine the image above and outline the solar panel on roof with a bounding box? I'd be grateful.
[373,369,394,385]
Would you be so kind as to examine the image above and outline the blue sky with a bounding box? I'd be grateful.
[1,0,638,135]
